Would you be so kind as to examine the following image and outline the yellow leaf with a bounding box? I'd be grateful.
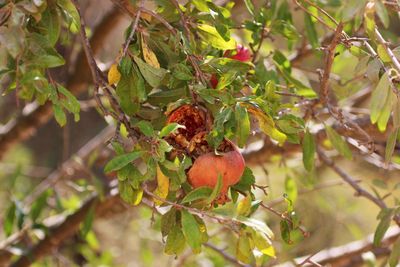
[141,36,160,69]
[154,166,169,205]
[237,195,252,216]
[108,63,121,85]
[132,188,144,206]
[245,104,287,145]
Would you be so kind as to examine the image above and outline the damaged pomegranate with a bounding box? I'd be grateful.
[165,105,245,204]
[165,104,208,150]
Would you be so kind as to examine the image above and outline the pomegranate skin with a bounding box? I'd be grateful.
[187,145,245,200]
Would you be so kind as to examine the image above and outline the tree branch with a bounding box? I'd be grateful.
[319,23,343,105]
[10,192,120,267]
[279,226,400,267]
[23,125,114,206]
[317,147,400,226]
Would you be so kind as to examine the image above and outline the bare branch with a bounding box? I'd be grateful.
[317,147,400,226]
[24,125,114,206]
[278,226,400,267]
[10,193,120,267]
[319,22,343,105]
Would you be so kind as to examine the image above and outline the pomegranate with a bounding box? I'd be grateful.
[187,132,245,203]
[164,106,246,204]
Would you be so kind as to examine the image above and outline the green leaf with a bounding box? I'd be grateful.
[215,70,238,90]
[41,7,61,46]
[235,104,250,148]
[232,167,255,192]
[377,45,391,63]
[104,151,143,173]
[198,24,236,50]
[116,75,138,115]
[119,56,133,76]
[147,88,187,106]
[57,84,80,121]
[236,231,253,264]
[165,225,186,256]
[161,208,176,237]
[3,202,16,236]
[118,181,143,205]
[273,51,316,97]
[244,0,255,15]
[385,128,398,164]
[280,220,292,244]
[135,121,154,137]
[28,33,65,68]
[172,63,193,81]
[371,72,391,124]
[181,210,202,254]
[133,56,167,88]
[325,125,353,160]
[80,206,95,238]
[181,187,213,204]
[302,130,316,171]
[53,104,67,127]
[206,173,223,204]
[304,13,318,49]
[376,1,389,28]
[236,216,274,240]
[192,0,209,12]
[393,99,400,128]
[30,190,51,222]
[373,208,393,246]
[284,176,297,206]
[159,123,185,138]
[377,89,394,132]
[389,236,400,267]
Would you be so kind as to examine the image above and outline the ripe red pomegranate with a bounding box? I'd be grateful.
[187,132,245,204]
[211,44,251,88]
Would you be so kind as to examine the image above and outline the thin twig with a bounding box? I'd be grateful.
[204,243,248,267]
[317,146,400,226]
[121,0,143,58]
[319,22,343,105]
[260,203,309,238]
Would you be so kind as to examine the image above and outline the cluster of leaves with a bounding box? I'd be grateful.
[0,0,81,124]
[100,0,317,263]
